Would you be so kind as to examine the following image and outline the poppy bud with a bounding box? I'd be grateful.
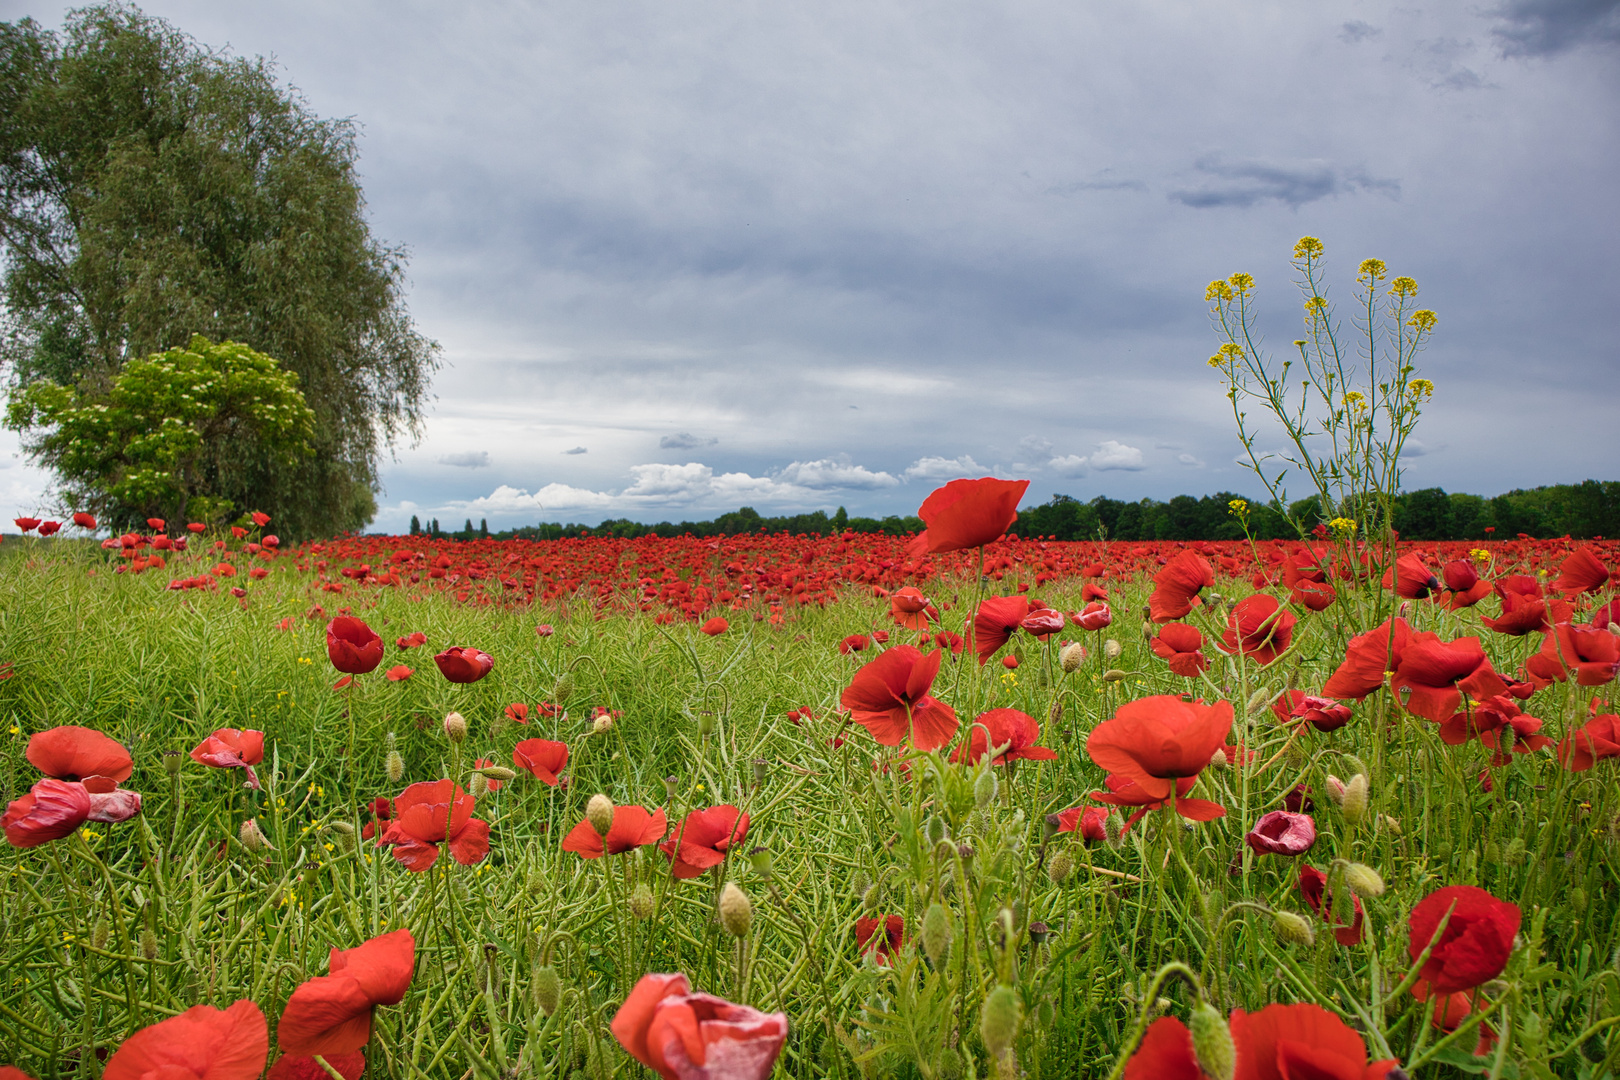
[1102,668,1128,683]
[1104,814,1125,845]
[1571,886,1588,911]
[1189,1000,1236,1080]
[1140,620,1155,642]
[586,794,615,838]
[327,821,356,853]
[239,818,273,853]
[1047,851,1074,885]
[140,927,159,960]
[386,749,405,784]
[979,985,1022,1060]
[751,758,768,785]
[1503,837,1524,864]
[533,964,562,1015]
[719,882,752,938]
[974,767,997,808]
[851,871,871,898]
[1325,774,1347,803]
[861,884,881,911]
[1103,639,1123,660]
[162,750,183,778]
[92,917,110,951]
[1049,701,1063,726]
[553,672,574,702]
[592,713,614,735]
[1340,773,1369,827]
[749,845,773,878]
[1273,910,1315,947]
[926,814,949,847]
[443,711,468,743]
[480,765,517,782]
[630,883,655,920]
[1059,643,1086,673]
[921,902,952,968]
[1246,686,1272,715]
[1208,748,1229,769]
[1343,861,1385,898]
[470,772,489,798]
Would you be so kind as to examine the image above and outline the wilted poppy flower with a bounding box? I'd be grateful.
[1056,805,1107,842]
[1071,601,1111,631]
[277,929,414,1056]
[385,665,413,682]
[27,725,134,783]
[1090,773,1224,828]
[610,972,788,1080]
[1391,632,1507,723]
[700,616,729,636]
[36,520,61,536]
[1149,623,1208,678]
[1245,810,1316,856]
[1020,607,1064,638]
[3,778,92,847]
[267,1052,366,1080]
[1408,885,1520,995]
[433,646,494,684]
[513,739,569,785]
[1148,550,1214,623]
[660,805,750,878]
[906,477,1029,557]
[1557,710,1620,771]
[1218,595,1297,666]
[1439,695,1551,764]
[1270,690,1353,732]
[951,708,1057,766]
[1525,622,1620,687]
[1123,1004,1399,1080]
[562,804,667,858]
[83,776,143,823]
[327,617,384,676]
[838,645,959,751]
[1554,546,1610,595]
[72,512,96,529]
[855,915,906,966]
[1086,695,1232,801]
[1299,865,1363,945]
[396,631,426,650]
[378,780,490,872]
[104,1000,268,1080]
[890,586,933,631]
[13,516,39,532]
[190,728,266,790]
[1322,618,1410,700]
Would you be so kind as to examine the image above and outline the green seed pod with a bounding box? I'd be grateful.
[1047,850,1074,886]
[979,985,1022,1059]
[91,917,110,951]
[162,750,183,778]
[629,883,655,920]
[533,964,562,1015]
[139,927,159,961]
[1189,1001,1236,1080]
[974,767,998,809]
[1273,910,1315,947]
[719,882,753,938]
[1342,862,1385,899]
[921,902,952,968]
[751,758,768,785]
[553,672,575,702]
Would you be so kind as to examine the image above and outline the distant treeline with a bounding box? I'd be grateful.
[404,480,1619,543]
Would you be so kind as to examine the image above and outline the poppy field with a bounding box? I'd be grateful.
[3,487,1620,1080]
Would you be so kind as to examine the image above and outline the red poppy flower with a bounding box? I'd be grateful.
[951,708,1057,766]
[1322,618,1410,700]
[104,1000,268,1080]
[513,739,569,785]
[855,915,906,965]
[385,665,413,682]
[1554,546,1610,595]
[187,522,207,533]
[610,973,788,1080]
[1245,810,1316,856]
[378,780,490,872]
[503,702,531,725]
[36,520,61,536]
[145,517,166,531]
[3,778,93,847]
[250,511,271,527]
[700,616,729,635]
[1481,576,1568,636]
[267,1052,366,1080]
[190,728,266,790]
[1124,1004,1398,1080]
[72,512,96,529]
[327,617,384,676]
[1383,553,1440,599]
[1408,885,1520,995]
[1086,695,1232,800]
[1071,601,1111,631]
[1148,550,1214,623]
[1090,773,1224,828]
[1559,710,1620,771]
[1056,805,1107,842]
[1298,865,1363,946]
[1081,581,1108,602]
[838,634,870,654]
[433,646,494,684]
[972,595,1033,664]
[1441,560,1491,609]
[1122,1015,1203,1080]
[1218,595,1297,666]
[1149,623,1209,678]
[890,586,932,630]
[535,623,554,637]
[277,929,415,1055]
[83,776,142,823]
[562,804,667,858]
[1525,622,1620,687]
[1020,607,1064,638]
[838,645,960,751]
[396,631,427,650]
[1267,690,1350,732]
[13,516,40,532]
[1414,985,1497,1058]
[0,1068,40,1080]
[26,725,134,783]
[1438,695,1551,764]
[361,797,391,842]
[933,630,965,655]
[906,477,1029,557]
[660,805,750,878]
[1391,633,1507,723]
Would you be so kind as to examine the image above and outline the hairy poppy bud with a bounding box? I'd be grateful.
[979,985,1022,1059]
[974,767,997,808]
[1049,700,1063,726]
[592,713,614,735]
[921,902,952,968]
[479,765,517,782]
[1103,638,1122,660]
[1482,840,1501,865]
[139,927,159,960]
[1104,814,1125,845]
[719,882,752,938]
[553,672,574,702]
[1246,686,1272,715]
[1343,862,1385,898]
[1208,748,1229,769]
[327,821,356,853]
[1189,1001,1236,1080]
[92,917,110,951]
[386,749,405,784]
[630,883,655,920]
[533,964,562,1015]
[470,772,489,798]
[1059,643,1086,673]
[1047,850,1074,885]
[1340,773,1368,827]
[861,884,881,911]
[239,818,272,853]
[586,794,614,838]
[1102,668,1128,683]
[1273,910,1315,946]
[1203,890,1225,937]
[443,711,468,743]
[926,814,949,847]
[162,750,183,778]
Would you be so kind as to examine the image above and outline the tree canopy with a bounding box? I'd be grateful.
[0,3,438,537]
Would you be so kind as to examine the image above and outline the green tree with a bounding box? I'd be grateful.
[5,335,314,527]
[0,5,438,538]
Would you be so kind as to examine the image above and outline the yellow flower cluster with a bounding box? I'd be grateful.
[1409,378,1435,401]
[1389,276,1418,298]
[1206,342,1245,369]
[1357,258,1388,283]
[1228,272,1255,295]
[1328,517,1358,537]
[1471,549,1492,564]
[1408,309,1438,333]
[1345,390,1368,412]
[1205,279,1234,302]
[1293,236,1324,260]
[1228,498,1249,517]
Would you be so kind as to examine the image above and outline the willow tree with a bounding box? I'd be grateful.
[0,4,438,537]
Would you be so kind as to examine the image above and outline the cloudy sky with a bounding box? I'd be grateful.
[3,0,1616,531]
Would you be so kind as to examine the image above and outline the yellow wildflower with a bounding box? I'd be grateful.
[1470,549,1491,564]
[1409,378,1435,401]
[1228,498,1249,517]
[1228,272,1255,295]
[1408,309,1438,332]
[1345,391,1367,412]
[1388,276,1418,298]
[1293,236,1324,260]
[1205,279,1234,302]
[1328,517,1358,537]
[1357,258,1388,282]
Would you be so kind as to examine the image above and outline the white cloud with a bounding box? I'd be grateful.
[776,458,899,490]
[1177,452,1205,467]
[1048,454,1090,477]
[660,433,718,450]
[1089,440,1146,471]
[439,451,491,468]
[1018,435,1055,462]
[903,455,984,480]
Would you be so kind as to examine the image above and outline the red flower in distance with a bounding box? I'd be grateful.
[1090,773,1224,828]
[1553,546,1610,595]
[855,915,906,966]
[1148,550,1214,623]
[104,1000,268,1080]
[3,778,92,848]
[187,522,207,533]
[1391,633,1507,723]
[890,586,933,630]
[700,616,729,635]
[838,634,870,654]
[13,516,39,532]
[1408,885,1520,995]
[1086,695,1232,801]
[378,780,490,872]
[1525,622,1620,687]
[145,517,166,531]
[1150,623,1208,678]
[1218,595,1297,666]
[385,665,413,682]
[1071,601,1111,631]
[1559,710,1620,771]
[1270,690,1354,732]
[660,805,750,878]
[1322,618,1410,700]
[1081,581,1108,602]
[951,708,1057,766]
[250,511,271,527]
[838,645,959,751]
[36,520,60,536]
[267,1052,366,1080]
[1299,865,1364,946]
[1481,576,1565,636]
[1245,810,1316,856]
[504,702,530,724]
[327,617,384,676]
[1439,695,1551,765]
[277,929,415,1056]
[562,804,667,858]
[72,511,96,529]
[906,477,1029,557]
[190,728,265,790]
[395,631,427,650]
[1056,805,1107,842]
[610,973,788,1080]
[26,725,134,783]
[513,739,569,785]
[1123,1004,1398,1080]
[433,646,494,683]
